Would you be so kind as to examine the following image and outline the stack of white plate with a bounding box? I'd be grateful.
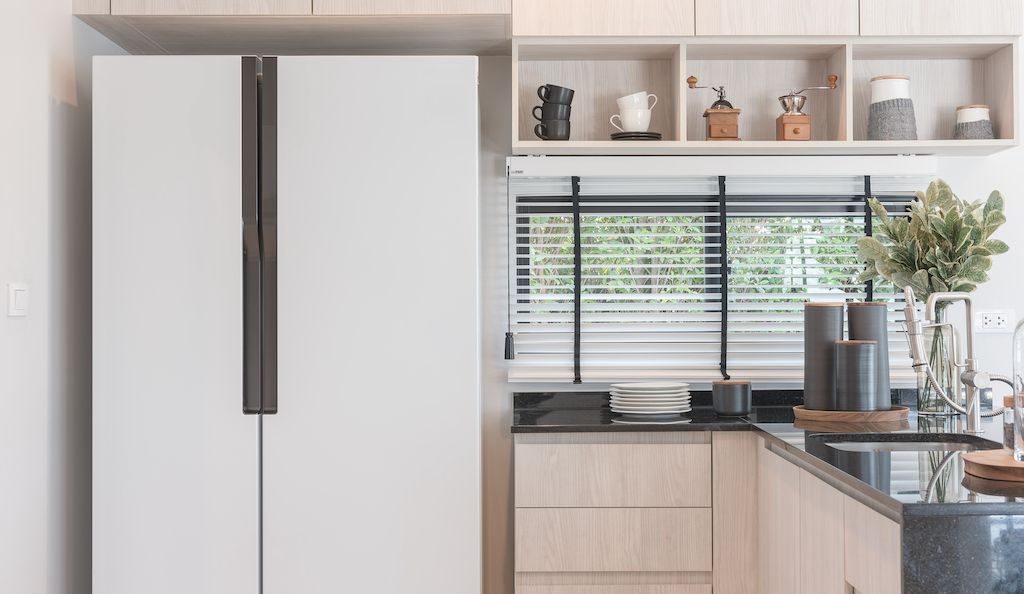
[609,382,691,415]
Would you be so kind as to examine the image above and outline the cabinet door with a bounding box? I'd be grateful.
[111,0,312,15]
[799,471,845,594]
[844,496,902,594]
[694,0,858,35]
[757,447,801,594]
[315,0,509,14]
[515,443,711,507]
[860,0,1023,36]
[512,0,695,36]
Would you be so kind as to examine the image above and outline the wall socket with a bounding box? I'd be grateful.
[976,310,1015,333]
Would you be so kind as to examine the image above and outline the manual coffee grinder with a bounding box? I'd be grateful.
[687,76,740,141]
[776,74,839,141]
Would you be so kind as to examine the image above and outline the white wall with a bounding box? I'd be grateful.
[936,148,1024,393]
[0,5,124,594]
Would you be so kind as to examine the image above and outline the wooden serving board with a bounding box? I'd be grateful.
[963,448,1024,482]
[792,405,910,423]
[794,418,911,433]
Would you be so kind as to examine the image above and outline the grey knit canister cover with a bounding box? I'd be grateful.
[953,119,995,139]
[868,98,918,140]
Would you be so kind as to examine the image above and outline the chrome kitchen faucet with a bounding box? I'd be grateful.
[902,286,1011,433]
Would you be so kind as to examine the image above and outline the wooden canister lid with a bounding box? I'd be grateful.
[957,104,990,110]
[1005,395,1015,407]
[847,301,887,307]
[870,74,910,81]
[714,379,751,385]
[805,302,845,307]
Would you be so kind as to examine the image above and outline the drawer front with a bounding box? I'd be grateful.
[695,0,858,35]
[783,123,811,140]
[512,0,695,36]
[860,0,1023,35]
[515,443,711,508]
[708,124,738,139]
[515,508,713,572]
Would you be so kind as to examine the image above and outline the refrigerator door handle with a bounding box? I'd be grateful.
[260,57,279,415]
[242,56,263,415]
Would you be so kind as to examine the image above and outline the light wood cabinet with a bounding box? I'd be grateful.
[844,496,902,594]
[694,0,858,36]
[860,0,1023,36]
[513,433,712,593]
[111,0,312,15]
[757,445,802,594]
[73,0,110,14]
[314,0,510,15]
[515,507,713,572]
[515,442,710,508]
[512,0,695,37]
[799,471,845,594]
[711,433,759,594]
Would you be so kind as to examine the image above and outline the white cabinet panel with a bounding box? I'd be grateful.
[93,56,258,594]
[860,0,1023,36]
[265,56,480,594]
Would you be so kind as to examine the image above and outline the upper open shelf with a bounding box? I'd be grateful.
[512,36,1020,156]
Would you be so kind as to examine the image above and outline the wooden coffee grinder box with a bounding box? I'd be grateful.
[687,76,741,141]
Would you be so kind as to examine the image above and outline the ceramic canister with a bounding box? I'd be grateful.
[834,340,879,412]
[954,104,995,139]
[868,75,917,140]
[804,303,845,410]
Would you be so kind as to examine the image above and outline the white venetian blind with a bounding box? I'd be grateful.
[506,174,926,384]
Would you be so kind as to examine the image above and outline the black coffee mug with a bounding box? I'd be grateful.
[533,103,571,121]
[537,84,575,105]
[535,119,570,140]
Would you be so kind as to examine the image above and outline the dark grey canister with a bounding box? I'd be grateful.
[835,340,879,411]
[712,380,752,416]
[848,302,892,410]
[804,303,845,410]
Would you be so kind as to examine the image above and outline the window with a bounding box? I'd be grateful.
[506,174,924,384]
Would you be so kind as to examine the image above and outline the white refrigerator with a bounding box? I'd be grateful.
[93,55,481,594]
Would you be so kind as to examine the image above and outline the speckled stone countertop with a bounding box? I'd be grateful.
[513,391,1024,594]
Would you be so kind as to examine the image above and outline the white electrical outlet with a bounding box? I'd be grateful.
[976,310,1015,333]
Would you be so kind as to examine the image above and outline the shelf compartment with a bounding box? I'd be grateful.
[513,39,683,145]
[851,41,1017,141]
[684,43,848,142]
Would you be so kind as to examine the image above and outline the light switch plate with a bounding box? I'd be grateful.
[7,283,28,317]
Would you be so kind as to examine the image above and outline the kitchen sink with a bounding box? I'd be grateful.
[811,433,1001,454]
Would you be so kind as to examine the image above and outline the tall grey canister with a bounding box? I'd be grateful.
[835,340,879,411]
[804,303,845,410]
[848,302,892,410]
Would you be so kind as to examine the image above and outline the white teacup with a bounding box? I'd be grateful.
[616,91,658,112]
[611,108,652,133]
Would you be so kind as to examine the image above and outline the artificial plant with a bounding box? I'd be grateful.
[857,179,1008,300]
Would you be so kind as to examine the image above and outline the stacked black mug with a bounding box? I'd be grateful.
[534,84,574,140]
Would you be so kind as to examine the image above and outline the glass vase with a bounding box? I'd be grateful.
[917,307,958,415]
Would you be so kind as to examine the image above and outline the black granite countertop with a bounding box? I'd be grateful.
[512,392,1024,518]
